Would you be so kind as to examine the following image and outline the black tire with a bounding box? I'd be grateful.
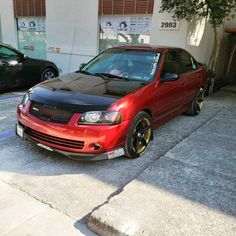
[125,111,153,158]
[41,68,57,81]
[185,88,204,116]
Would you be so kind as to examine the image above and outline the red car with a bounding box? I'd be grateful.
[16,46,207,160]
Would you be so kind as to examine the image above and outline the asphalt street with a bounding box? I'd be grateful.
[0,88,235,235]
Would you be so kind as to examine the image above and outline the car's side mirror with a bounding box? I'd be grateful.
[18,54,26,62]
[79,63,86,70]
[160,73,179,82]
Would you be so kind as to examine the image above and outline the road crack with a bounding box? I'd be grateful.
[80,106,226,224]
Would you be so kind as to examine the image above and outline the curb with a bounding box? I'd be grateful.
[87,215,127,236]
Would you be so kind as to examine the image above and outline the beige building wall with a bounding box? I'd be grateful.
[45,0,99,74]
[0,0,17,47]
[150,0,214,65]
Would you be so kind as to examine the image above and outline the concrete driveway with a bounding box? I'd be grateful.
[0,89,235,235]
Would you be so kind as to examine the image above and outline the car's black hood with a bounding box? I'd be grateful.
[26,56,53,64]
[29,72,146,113]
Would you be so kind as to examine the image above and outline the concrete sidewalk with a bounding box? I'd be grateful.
[0,180,95,236]
[0,89,235,236]
[88,90,236,235]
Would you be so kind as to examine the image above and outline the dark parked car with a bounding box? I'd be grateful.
[0,43,59,91]
[16,46,207,160]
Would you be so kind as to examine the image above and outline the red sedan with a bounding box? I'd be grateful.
[16,46,207,160]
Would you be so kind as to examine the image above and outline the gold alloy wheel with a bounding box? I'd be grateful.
[196,88,204,113]
[131,117,152,154]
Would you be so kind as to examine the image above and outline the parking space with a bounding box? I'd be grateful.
[88,91,236,235]
[0,89,235,235]
[0,92,25,135]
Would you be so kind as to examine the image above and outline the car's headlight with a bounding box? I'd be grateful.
[22,93,29,107]
[78,111,122,125]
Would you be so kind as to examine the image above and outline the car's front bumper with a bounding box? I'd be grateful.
[16,102,131,161]
[16,124,124,161]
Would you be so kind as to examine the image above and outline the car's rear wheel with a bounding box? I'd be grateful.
[41,68,57,81]
[125,112,152,158]
[185,88,204,116]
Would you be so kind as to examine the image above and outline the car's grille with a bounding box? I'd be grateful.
[29,102,73,124]
[25,127,85,150]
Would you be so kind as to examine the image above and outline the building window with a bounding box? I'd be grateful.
[99,0,154,15]
[13,0,46,17]
[17,18,46,59]
[13,0,46,59]
[99,15,152,52]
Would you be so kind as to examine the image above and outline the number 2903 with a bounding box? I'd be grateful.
[161,22,177,29]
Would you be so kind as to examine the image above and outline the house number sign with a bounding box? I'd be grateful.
[159,20,179,30]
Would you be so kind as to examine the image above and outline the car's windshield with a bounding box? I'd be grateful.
[80,49,161,82]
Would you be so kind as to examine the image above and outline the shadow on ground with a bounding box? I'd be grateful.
[0,91,235,225]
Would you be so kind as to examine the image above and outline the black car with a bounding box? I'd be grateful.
[0,43,59,91]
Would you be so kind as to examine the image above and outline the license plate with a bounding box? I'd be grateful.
[108,148,125,159]
[16,124,24,138]
[37,143,53,152]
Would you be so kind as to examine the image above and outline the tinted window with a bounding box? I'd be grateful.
[178,51,197,74]
[0,46,20,60]
[162,51,181,76]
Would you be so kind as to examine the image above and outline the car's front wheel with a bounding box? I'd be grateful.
[41,68,57,81]
[125,111,153,158]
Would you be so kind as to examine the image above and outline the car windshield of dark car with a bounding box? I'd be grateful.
[80,49,161,82]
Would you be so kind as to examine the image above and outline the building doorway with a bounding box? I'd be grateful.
[17,18,46,59]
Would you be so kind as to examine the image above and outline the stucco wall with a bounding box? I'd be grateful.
[150,0,214,65]
[0,15,2,41]
[0,0,17,47]
[46,0,99,74]
[185,19,214,64]
[150,0,189,48]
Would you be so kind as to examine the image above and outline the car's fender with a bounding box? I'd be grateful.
[108,82,156,121]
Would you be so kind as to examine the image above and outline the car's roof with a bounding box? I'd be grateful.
[112,45,183,52]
